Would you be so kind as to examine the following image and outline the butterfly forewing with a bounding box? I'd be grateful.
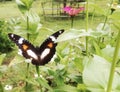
[8,33,38,61]
[8,29,64,66]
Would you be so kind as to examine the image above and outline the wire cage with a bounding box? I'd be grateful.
[41,0,86,19]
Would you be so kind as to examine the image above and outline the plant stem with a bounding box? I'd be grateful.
[71,16,74,28]
[26,13,30,88]
[27,15,30,39]
[106,29,120,92]
[36,65,43,92]
[26,63,29,87]
[97,0,113,45]
[102,0,113,30]
[36,65,40,77]
[85,0,88,55]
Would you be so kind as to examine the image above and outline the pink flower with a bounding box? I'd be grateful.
[63,6,85,16]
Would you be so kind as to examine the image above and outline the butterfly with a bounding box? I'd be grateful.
[8,29,64,66]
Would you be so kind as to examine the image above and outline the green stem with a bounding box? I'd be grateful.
[98,0,113,45]
[35,65,43,92]
[106,29,120,92]
[85,0,88,56]
[26,12,30,88]
[26,63,29,86]
[102,0,113,30]
[71,16,74,28]
[27,15,30,39]
[36,65,40,77]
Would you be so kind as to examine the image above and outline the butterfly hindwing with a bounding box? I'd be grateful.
[33,29,64,65]
[8,29,64,66]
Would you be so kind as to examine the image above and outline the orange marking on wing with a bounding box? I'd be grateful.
[22,44,28,50]
[47,42,53,48]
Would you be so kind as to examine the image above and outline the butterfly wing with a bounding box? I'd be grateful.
[31,29,64,65]
[8,33,38,62]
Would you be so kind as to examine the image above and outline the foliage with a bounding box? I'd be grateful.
[0,20,14,53]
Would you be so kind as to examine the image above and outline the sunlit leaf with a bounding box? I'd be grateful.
[57,27,111,42]
[96,23,111,33]
[83,55,120,92]
[16,0,34,13]
[53,85,78,92]
[101,45,120,62]
[56,29,91,42]
[74,57,83,72]
[109,11,120,20]
[77,83,87,91]
[23,12,42,34]
[92,41,101,55]
[8,55,24,67]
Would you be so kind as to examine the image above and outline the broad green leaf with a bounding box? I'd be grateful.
[53,85,78,92]
[109,11,120,20]
[24,12,41,24]
[96,23,111,33]
[16,0,34,13]
[101,45,120,61]
[0,82,3,92]
[57,28,111,42]
[56,29,91,42]
[0,54,6,65]
[23,12,41,34]
[83,55,120,92]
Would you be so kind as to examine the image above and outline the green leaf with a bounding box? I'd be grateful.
[0,54,6,65]
[77,83,87,91]
[74,57,83,73]
[56,29,91,42]
[83,55,120,92]
[25,78,39,86]
[57,27,111,42]
[36,77,52,91]
[109,11,120,20]
[8,55,24,67]
[16,0,34,13]
[53,85,78,92]
[0,82,3,92]
[101,45,120,62]
[96,23,111,33]
[23,12,41,34]
[93,41,101,55]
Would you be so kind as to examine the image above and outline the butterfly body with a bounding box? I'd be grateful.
[8,30,64,66]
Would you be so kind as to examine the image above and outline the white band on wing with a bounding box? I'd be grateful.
[27,49,38,60]
[40,48,50,60]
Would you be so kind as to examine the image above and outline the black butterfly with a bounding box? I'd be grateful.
[8,29,64,66]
